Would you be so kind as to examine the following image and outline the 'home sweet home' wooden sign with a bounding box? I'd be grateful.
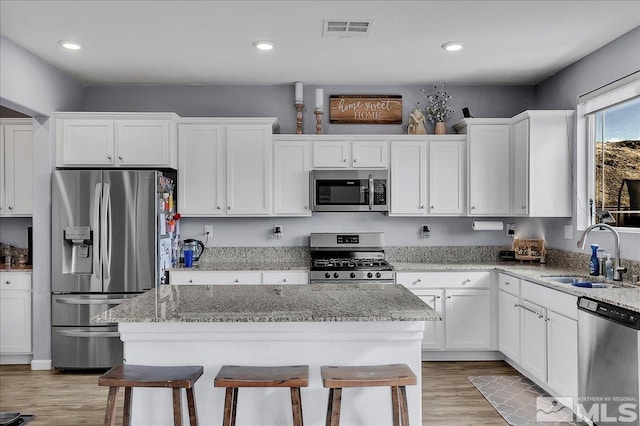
[329,95,402,124]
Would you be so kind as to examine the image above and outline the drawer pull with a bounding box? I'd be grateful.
[5,280,11,285]
[283,278,287,283]
[234,279,239,283]
[189,279,193,283]
[463,278,471,285]
[505,281,510,285]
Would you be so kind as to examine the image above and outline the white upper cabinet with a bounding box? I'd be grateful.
[351,139,389,168]
[116,120,171,166]
[455,120,512,216]
[1,120,33,217]
[226,124,272,215]
[312,137,388,168]
[273,137,311,216]
[178,118,275,216]
[428,136,466,215]
[178,124,226,215]
[390,135,465,216]
[512,111,574,217]
[390,138,427,215]
[55,113,178,168]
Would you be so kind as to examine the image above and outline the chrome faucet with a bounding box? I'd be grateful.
[577,223,627,281]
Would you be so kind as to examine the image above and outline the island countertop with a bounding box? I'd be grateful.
[92,283,441,324]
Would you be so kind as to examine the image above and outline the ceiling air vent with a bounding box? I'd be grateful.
[323,20,373,38]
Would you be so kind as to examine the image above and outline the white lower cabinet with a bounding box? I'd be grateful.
[0,272,32,356]
[412,289,444,349]
[169,270,309,285]
[398,271,493,351]
[500,277,579,400]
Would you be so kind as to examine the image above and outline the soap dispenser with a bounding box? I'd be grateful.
[589,244,600,276]
[605,254,614,280]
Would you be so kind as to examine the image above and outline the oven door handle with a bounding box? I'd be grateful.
[369,174,374,211]
[56,329,120,338]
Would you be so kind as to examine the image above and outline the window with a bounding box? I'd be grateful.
[591,97,640,228]
[577,73,640,230]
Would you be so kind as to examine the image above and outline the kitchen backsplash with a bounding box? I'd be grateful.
[197,246,640,280]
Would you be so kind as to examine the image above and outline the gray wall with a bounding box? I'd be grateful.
[534,26,640,261]
[82,84,535,135]
[0,35,84,367]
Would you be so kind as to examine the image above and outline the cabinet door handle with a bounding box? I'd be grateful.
[353,158,357,163]
[505,281,510,285]
[4,280,11,285]
[430,205,434,209]
[283,278,287,283]
[304,205,308,210]
[343,158,347,162]
[420,205,425,209]
[8,206,13,211]
[436,295,441,299]
[416,278,422,283]
[118,156,123,160]
[227,206,231,210]
[217,206,221,210]
[107,155,112,160]
[446,295,452,299]
[189,279,193,283]
[234,279,239,283]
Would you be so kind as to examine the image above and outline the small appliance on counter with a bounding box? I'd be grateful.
[180,239,205,263]
[309,232,395,284]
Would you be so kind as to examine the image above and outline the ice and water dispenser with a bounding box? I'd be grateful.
[63,226,93,274]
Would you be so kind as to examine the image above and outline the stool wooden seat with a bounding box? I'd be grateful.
[98,364,203,426]
[321,363,417,426]
[214,365,309,426]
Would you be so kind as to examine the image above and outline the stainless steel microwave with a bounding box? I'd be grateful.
[311,169,389,212]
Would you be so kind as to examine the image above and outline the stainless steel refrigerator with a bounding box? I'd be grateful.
[51,170,175,369]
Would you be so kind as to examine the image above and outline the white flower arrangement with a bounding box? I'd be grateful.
[419,83,454,124]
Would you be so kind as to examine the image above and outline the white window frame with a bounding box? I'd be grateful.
[576,73,640,232]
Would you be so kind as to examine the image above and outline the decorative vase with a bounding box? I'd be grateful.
[434,122,446,135]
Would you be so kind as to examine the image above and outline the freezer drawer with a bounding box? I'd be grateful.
[52,294,138,326]
[52,326,122,370]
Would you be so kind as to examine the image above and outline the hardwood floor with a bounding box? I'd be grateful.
[1,361,518,425]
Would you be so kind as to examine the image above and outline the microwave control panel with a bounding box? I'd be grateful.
[373,180,387,205]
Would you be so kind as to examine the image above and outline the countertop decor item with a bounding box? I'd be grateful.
[419,83,454,134]
[512,238,545,261]
[407,108,427,134]
[294,81,304,134]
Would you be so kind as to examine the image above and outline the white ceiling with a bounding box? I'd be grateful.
[1,0,639,86]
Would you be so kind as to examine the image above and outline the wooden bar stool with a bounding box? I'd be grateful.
[98,364,203,426]
[214,365,309,426]
[321,363,417,426]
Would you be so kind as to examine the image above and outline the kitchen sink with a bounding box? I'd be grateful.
[541,275,616,288]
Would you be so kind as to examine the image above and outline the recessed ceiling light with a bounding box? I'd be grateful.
[58,40,83,50]
[253,40,275,51]
[441,41,463,52]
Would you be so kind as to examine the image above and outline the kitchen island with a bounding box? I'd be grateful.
[93,283,439,426]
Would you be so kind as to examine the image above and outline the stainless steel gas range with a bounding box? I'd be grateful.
[309,232,395,284]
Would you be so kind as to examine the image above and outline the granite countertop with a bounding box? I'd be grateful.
[92,283,442,324]
[170,261,309,271]
[394,262,640,312]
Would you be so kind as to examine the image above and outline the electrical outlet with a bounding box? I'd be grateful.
[564,225,573,240]
[204,225,213,243]
[506,223,516,236]
[421,224,430,238]
[274,225,283,239]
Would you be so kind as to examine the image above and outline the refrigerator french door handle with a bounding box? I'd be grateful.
[102,183,111,279]
[368,174,374,211]
[56,329,120,338]
[93,183,102,280]
[55,296,132,305]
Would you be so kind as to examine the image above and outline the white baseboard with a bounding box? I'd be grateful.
[422,350,504,361]
[0,354,32,365]
[30,359,52,370]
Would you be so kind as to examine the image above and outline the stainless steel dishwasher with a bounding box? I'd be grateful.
[578,296,640,426]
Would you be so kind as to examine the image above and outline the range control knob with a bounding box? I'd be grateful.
[333,272,339,279]
[376,272,382,278]
[367,272,373,279]
[325,272,331,279]
[350,272,356,278]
